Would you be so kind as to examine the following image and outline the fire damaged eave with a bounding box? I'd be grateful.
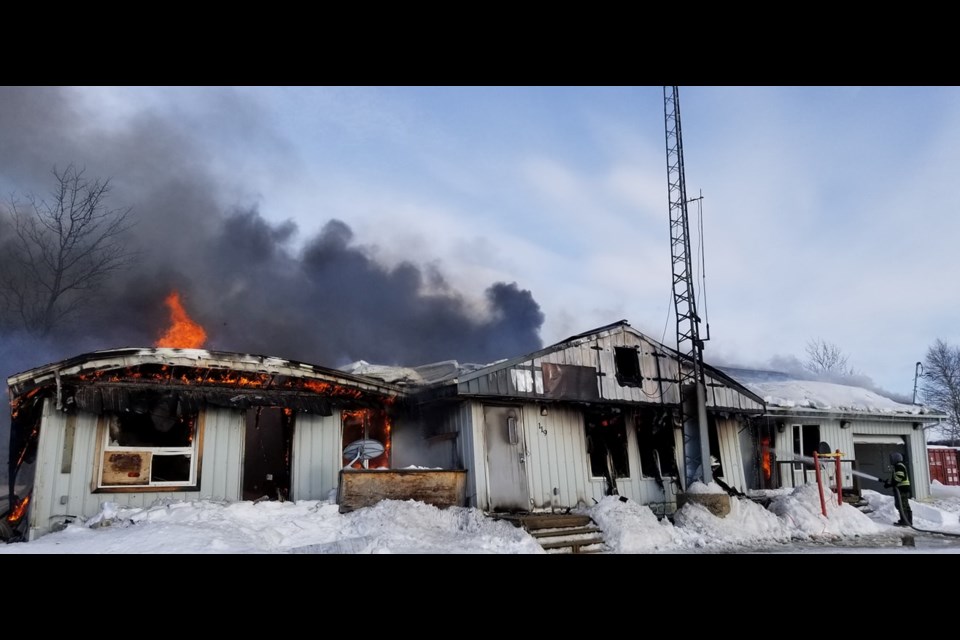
[7,348,408,418]
[7,347,406,400]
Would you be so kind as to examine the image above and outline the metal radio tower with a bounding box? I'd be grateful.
[663,86,711,489]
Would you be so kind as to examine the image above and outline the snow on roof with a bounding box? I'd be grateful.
[721,366,932,417]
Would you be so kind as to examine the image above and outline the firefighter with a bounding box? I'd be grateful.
[883,452,913,526]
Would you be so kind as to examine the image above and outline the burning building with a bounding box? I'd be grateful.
[3,347,407,541]
[354,321,768,516]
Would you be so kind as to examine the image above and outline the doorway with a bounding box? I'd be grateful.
[483,404,529,511]
[243,407,294,501]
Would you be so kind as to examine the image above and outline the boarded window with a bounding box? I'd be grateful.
[614,347,643,387]
[542,363,599,400]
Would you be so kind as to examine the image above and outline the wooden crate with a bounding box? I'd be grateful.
[337,469,468,513]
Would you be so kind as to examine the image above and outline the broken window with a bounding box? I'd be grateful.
[614,347,643,387]
[585,410,629,482]
[342,407,391,469]
[636,411,677,479]
[97,394,200,490]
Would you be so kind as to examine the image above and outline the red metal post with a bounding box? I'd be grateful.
[814,451,827,516]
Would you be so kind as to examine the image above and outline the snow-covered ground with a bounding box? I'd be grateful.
[4,481,960,554]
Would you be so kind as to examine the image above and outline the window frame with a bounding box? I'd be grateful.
[93,410,204,493]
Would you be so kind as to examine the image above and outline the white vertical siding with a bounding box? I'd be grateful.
[506,404,678,512]
[29,405,245,539]
[457,326,761,411]
[715,418,746,492]
[27,398,64,537]
[291,410,342,501]
[770,417,928,499]
[522,404,592,510]
[198,407,244,501]
[462,401,487,509]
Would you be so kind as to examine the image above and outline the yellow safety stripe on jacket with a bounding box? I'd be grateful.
[893,462,911,487]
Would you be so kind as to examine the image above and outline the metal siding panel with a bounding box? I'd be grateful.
[457,402,480,507]
[292,411,341,501]
[199,407,243,501]
[524,404,595,510]
[494,369,506,395]
[562,408,584,507]
[717,419,744,492]
[598,347,617,401]
[661,358,681,405]
[469,402,489,509]
[61,412,94,524]
[28,399,61,535]
[80,413,105,521]
[522,404,547,508]
[570,409,592,507]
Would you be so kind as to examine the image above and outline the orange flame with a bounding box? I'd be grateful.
[7,495,30,523]
[761,436,772,481]
[156,291,207,349]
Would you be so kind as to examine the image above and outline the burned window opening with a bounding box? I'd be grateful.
[707,415,724,479]
[793,424,821,471]
[636,410,677,480]
[585,409,629,493]
[342,408,391,470]
[614,347,643,387]
[97,392,200,491]
[243,407,294,502]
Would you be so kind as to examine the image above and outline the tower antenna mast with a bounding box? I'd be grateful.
[663,86,711,488]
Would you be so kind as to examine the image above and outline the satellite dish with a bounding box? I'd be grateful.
[342,438,385,469]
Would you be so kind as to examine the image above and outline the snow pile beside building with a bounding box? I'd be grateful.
[583,496,682,553]
[672,495,796,549]
[767,483,883,537]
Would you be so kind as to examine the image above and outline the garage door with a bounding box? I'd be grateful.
[853,437,906,495]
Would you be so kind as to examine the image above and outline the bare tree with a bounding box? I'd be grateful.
[919,339,960,444]
[0,165,133,335]
[804,338,853,376]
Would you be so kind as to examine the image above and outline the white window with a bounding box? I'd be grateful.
[96,406,201,491]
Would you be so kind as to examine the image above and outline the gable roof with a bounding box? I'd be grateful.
[374,320,764,411]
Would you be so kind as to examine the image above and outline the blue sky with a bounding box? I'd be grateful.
[6,86,959,398]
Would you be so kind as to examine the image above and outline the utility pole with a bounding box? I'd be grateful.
[913,361,923,404]
[663,86,711,488]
